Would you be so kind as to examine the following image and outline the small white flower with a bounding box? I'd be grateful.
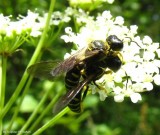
[102,11,112,20]
[114,16,124,25]
[106,0,115,4]
[114,74,122,83]
[130,25,138,34]
[113,86,123,95]
[90,85,98,94]
[155,48,160,58]
[153,75,160,85]
[114,94,124,102]
[98,90,108,101]
[30,30,42,37]
[64,7,75,16]
[50,11,71,25]
[61,35,71,43]
[65,27,73,35]
[143,82,153,91]
[0,14,11,34]
[69,0,115,5]
[153,60,160,68]
[143,36,152,45]
[130,93,142,103]
[132,83,144,92]
[143,51,155,61]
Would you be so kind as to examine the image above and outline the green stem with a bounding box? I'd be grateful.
[18,82,55,135]
[50,22,64,44]
[0,69,28,119]
[29,87,64,131]
[0,0,56,119]
[7,52,43,133]
[32,107,69,135]
[6,76,33,133]
[0,56,7,108]
[0,55,7,135]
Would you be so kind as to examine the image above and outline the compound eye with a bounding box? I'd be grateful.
[106,35,123,51]
[90,40,106,51]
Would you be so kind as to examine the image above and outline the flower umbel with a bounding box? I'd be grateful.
[0,9,72,55]
[61,10,160,103]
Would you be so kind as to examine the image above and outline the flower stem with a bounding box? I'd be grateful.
[6,50,42,133]
[29,87,64,131]
[0,0,56,119]
[0,68,28,119]
[0,56,7,108]
[32,107,69,135]
[17,82,55,135]
[6,76,33,133]
[0,55,7,135]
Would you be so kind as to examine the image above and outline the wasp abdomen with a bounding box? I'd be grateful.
[65,64,84,113]
[67,94,82,113]
[65,65,82,90]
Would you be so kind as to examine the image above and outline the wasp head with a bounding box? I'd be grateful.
[106,35,123,51]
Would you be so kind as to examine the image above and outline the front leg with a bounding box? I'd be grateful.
[92,69,113,92]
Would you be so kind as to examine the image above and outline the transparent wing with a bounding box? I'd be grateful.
[27,48,100,80]
[53,74,95,115]
[27,61,59,80]
[51,48,100,76]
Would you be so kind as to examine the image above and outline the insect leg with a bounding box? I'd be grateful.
[82,86,89,101]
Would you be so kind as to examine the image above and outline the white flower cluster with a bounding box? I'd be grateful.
[69,0,115,5]
[0,10,72,38]
[0,9,72,54]
[61,10,160,103]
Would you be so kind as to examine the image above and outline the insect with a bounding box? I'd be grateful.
[27,35,123,114]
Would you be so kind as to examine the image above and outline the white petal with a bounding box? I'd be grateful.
[102,11,112,19]
[154,75,160,85]
[143,36,152,45]
[114,94,124,102]
[98,91,107,101]
[143,82,153,91]
[130,93,142,103]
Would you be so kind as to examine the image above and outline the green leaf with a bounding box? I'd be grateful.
[20,95,38,113]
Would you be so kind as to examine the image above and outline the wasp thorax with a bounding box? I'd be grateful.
[89,40,107,51]
[106,35,123,51]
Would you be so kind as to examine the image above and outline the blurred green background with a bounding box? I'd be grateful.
[1,0,160,135]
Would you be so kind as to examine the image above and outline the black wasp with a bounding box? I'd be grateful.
[27,35,123,114]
